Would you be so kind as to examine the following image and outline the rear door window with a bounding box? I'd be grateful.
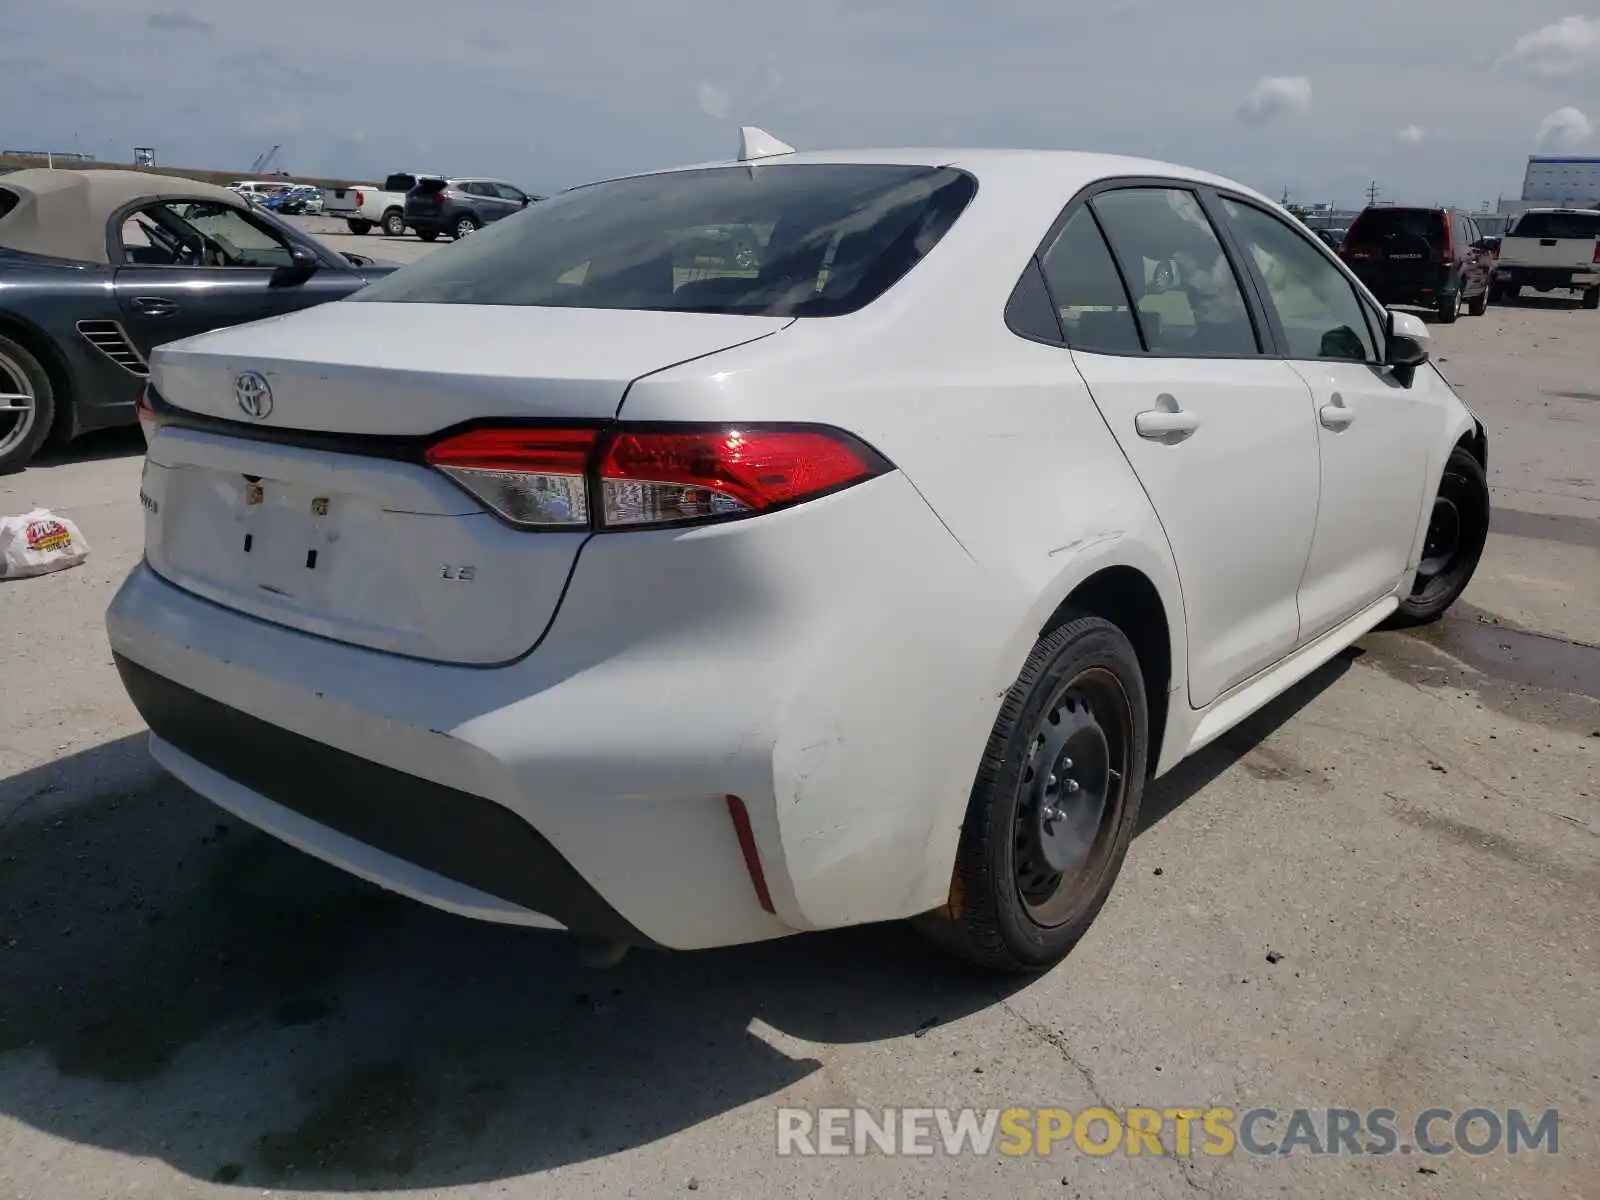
[1509,211,1600,239]
[1089,187,1260,356]
[1038,208,1142,354]
[353,163,978,317]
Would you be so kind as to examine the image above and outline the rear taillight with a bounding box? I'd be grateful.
[424,424,891,531]
[136,386,160,443]
[1438,215,1454,265]
[424,427,595,528]
[354,189,364,206]
[1593,241,1599,263]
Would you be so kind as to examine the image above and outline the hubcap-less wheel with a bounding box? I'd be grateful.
[1414,496,1462,588]
[0,348,37,461]
[1011,668,1131,929]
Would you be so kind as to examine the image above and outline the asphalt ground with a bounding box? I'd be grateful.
[1,224,1595,1199]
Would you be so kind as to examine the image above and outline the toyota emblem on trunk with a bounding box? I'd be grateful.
[235,371,273,419]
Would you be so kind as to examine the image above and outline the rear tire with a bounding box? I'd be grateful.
[1436,291,1460,323]
[1582,286,1600,310]
[346,219,372,236]
[913,614,1148,974]
[381,209,405,237]
[1466,285,1488,316]
[0,334,57,476]
[1381,446,1489,629]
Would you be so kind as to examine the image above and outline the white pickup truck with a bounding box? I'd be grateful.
[1490,208,1600,309]
[322,171,443,237]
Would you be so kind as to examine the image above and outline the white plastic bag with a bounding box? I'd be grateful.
[0,509,90,580]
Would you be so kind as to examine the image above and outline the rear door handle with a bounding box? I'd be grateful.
[131,297,180,317]
[1134,402,1200,442]
[1319,393,1355,431]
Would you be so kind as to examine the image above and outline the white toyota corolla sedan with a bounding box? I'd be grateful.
[108,132,1489,973]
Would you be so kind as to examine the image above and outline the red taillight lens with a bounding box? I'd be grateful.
[424,427,598,528]
[598,427,886,527]
[136,386,160,443]
[1438,215,1454,265]
[354,189,364,206]
[424,424,890,531]
[1592,241,1599,263]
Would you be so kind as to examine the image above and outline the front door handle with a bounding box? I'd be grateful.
[131,297,180,317]
[1134,399,1200,442]
[1319,393,1355,431]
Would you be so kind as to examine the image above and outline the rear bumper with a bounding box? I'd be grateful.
[105,472,1007,949]
[1352,267,1459,306]
[1494,265,1599,291]
[404,213,448,233]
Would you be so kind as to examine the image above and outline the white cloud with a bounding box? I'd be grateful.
[1501,15,1600,80]
[696,80,732,120]
[1398,124,1426,145]
[1537,105,1594,149]
[1237,76,1312,126]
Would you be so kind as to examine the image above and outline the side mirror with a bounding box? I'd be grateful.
[276,243,321,284]
[1385,309,1430,386]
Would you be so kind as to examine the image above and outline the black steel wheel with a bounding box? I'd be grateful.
[1383,446,1489,628]
[915,613,1148,973]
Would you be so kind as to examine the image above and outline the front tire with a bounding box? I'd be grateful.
[1382,446,1489,629]
[381,209,406,237]
[453,215,480,240]
[0,334,57,475]
[915,615,1148,974]
[346,219,372,236]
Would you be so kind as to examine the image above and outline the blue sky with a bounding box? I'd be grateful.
[3,1,1598,207]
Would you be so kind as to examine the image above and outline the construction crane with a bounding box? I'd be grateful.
[249,144,284,175]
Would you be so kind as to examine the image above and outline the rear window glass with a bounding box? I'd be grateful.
[1346,208,1442,244]
[384,173,421,192]
[354,163,978,317]
[0,188,17,220]
[1509,211,1600,239]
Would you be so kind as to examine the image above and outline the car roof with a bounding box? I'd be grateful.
[1517,206,1600,216]
[583,146,1277,208]
[0,168,248,264]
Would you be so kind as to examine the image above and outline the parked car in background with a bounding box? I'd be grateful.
[404,177,541,241]
[1490,208,1600,309]
[229,180,292,207]
[0,169,396,472]
[1313,226,1346,250]
[1338,206,1492,322]
[324,172,443,236]
[109,139,1488,974]
[269,186,324,216]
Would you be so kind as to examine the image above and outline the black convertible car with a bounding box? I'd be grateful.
[0,168,396,472]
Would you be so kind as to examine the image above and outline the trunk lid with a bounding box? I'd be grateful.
[323,186,362,214]
[142,303,788,663]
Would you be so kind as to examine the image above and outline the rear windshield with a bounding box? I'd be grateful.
[354,163,978,317]
[410,178,448,195]
[0,188,17,220]
[1509,211,1600,239]
[384,173,421,192]
[1346,208,1442,243]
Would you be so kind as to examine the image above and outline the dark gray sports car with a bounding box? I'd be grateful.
[0,168,396,472]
